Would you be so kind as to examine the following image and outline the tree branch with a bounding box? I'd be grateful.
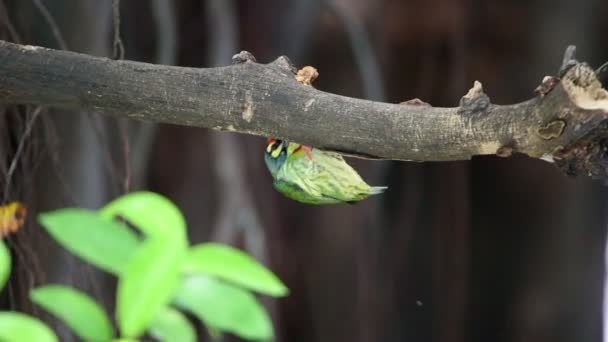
[1,40,608,177]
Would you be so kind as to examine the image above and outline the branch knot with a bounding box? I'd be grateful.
[232,51,257,65]
[535,76,560,97]
[537,120,566,140]
[269,56,297,75]
[400,98,431,107]
[458,81,490,116]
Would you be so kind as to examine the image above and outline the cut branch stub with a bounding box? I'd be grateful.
[544,62,608,178]
[559,45,578,77]
[232,50,257,64]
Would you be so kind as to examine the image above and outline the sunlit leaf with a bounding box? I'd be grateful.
[30,285,113,342]
[100,192,187,241]
[38,209,140,275]
[149,307,196,342]
[0,312,58,342]
[185,243,288,297]
[117,238,185,338]
[0,240,10,292]
[101,192,190,337]
[174,275,273,341]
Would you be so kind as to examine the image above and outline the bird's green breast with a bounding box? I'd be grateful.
[272,179,341,205]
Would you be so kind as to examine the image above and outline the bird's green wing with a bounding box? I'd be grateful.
[278,149,373,203]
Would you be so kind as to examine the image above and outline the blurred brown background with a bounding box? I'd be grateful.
[1,0,608,341]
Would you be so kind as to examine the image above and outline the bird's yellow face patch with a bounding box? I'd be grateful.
[266,139,285,158]
[286,143,301,155]
[270,144,283,158]
[266,142,275,154]
[266,139,306,159]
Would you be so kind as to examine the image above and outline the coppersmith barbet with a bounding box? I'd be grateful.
[264,139,387,204]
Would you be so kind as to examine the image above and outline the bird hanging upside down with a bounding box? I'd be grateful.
[264,138,387,204]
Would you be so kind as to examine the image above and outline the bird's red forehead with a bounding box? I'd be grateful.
[267,138,277,144]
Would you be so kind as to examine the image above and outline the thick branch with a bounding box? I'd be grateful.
[1,41,608,177]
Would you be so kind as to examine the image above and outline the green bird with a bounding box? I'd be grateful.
[264,138,387,204]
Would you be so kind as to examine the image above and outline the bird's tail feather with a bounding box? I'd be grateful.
[370,186,388,195]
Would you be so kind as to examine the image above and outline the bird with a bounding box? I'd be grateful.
[264,138,387,204]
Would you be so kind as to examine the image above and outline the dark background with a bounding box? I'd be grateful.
[1,0,608,341]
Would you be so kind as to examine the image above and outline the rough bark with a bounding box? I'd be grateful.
[0,40,607,177]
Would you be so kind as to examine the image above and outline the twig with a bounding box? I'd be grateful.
[559,45,578,77]
[127,0,178,190]
[205,0,275,328]
[30,0,68,50]
[112,0,130,194]
[327,0,385,101]
[205,0,269,263]
[112,0,125,60]
[279,1,322,60]
[119,120,131,192]
[205,0,238,65]
[596,61,608,85]
[3,107,42,200]
[0,0,21,43]
[38,113,78,205]
[151,0,177,65]
[84,114,123,195]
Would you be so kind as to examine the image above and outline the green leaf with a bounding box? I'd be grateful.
[105,192,189,337]
[149,308,196,342]
[30,285,113,342]
[100,192,187,241]
[174,275,273,341]
[184,243,288,297]
[117,238,185,338]
[38,209,140,275]
[0,240,10,291]
[0,312,58,342]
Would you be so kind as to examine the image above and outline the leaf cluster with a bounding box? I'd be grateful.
[0,192,287,341]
